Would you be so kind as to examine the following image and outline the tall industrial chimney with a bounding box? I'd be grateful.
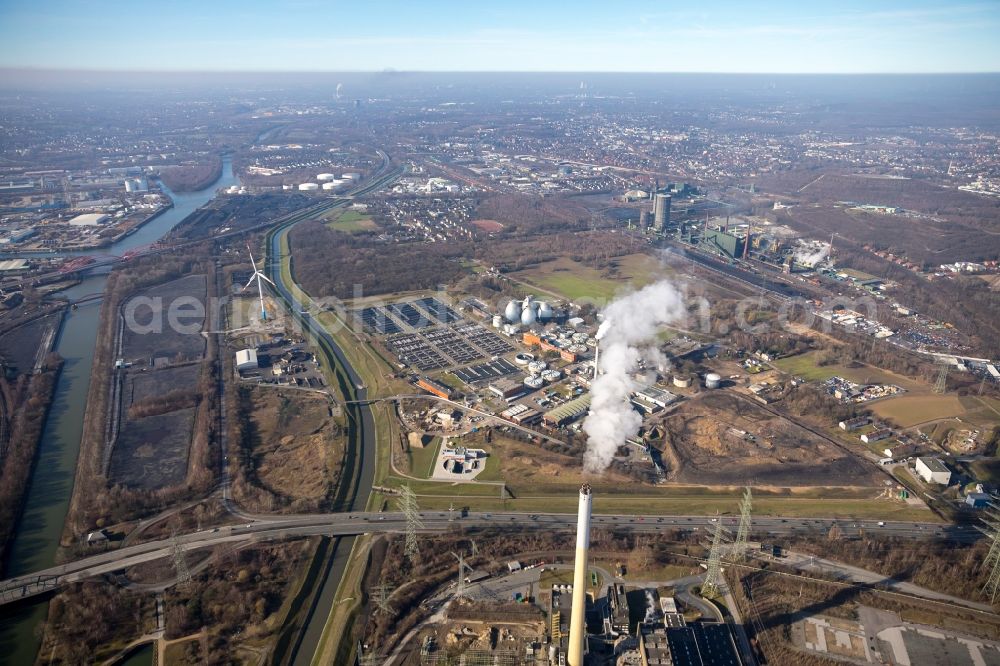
[568,484,593,666]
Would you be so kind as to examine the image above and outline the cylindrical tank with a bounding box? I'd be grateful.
[298,183,319,191]
[673,375,691,388]
[504,300,521,323]
[542,369,562,382]
[705,373,722,389]
[520,307,536,326]
[514,353,533,365]
[492,314,503,328]
[537,301,553,320]
[317,173,336,181]
[524,375,544,389]
[322,182,339,190]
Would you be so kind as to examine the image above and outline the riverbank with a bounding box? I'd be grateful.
[0,354,64,575]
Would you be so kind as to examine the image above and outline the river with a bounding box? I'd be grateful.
[0,158,238,665]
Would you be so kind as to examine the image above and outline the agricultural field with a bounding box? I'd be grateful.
[321,209,378,233]
[511,253,665,304]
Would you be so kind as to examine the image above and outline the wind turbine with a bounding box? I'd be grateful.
[244,243,274,321]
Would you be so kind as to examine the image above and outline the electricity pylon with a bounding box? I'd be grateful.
[452,552,470,600]
[372,584,394,616]
[398,484,423,562]
[703,520,726,597]
[934,362,949,394]
[171,531,191,589]
[980,504,1000,604]
[731,487,753,562]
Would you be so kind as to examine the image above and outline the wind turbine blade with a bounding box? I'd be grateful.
[258,272,275,285]
[247,243,258,272]
[244,275,257,290]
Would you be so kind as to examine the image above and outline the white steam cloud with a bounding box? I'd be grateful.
[792,240,830,267]
[582,280,687,474]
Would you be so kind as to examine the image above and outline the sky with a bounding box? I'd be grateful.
[0,0,998,73]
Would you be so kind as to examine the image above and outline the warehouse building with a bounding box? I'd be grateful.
[915,457,952,485]
[543,393,591,428]
[416,376,452,400]
[235,348,258,372]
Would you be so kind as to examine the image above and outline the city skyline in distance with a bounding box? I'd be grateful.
[1,0,999,74]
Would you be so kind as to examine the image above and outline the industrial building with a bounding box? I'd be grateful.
[67,213,109,226]
[915,457,952,485]
[543,393,592,427]
[653,193,671,230]
[416,376,453,400]
[235,348,258,372]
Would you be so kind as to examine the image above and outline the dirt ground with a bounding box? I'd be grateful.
[659,391,881,487]
[247,388,343,503]
[0,312,60,375]
[121,274,207,363]
[109,408,196,490]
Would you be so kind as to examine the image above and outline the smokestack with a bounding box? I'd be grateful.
[593,342,599,380]
[568,484,593,666]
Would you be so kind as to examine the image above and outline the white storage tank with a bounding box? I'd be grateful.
[538,301,554,320]
[343,172,362,181]
[520,307,536,326]
[673,375,691,389]
[524,375,544,389]
[492,314,503,328]
[298,183,319,191]
[322,182,339,190]
[504,300,521,323]
[317,173,336,181]
[705,373,722,389]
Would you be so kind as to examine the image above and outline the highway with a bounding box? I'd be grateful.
[0,510,982,606]
[262,149,397,663]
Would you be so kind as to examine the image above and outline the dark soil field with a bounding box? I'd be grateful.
[0,312,60,375]
[121,274,207,363]
[125,363,200,404]
[659,392,881,487]
[109,407,196,490]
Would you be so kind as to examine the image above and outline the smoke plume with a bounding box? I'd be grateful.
[792,240,830,267]
[582,280,686,473]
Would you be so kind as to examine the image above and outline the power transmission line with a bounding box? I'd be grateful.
[980,504,1000,604]
[171,531,191,589]
[703,520,726,597]
[732,487,753,562]
[372,584,395,616]
[398,484,423,562]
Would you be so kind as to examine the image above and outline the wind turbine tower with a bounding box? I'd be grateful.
[244,243,275,321]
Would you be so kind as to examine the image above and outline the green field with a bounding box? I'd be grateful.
[512,253,666,304]
[323,209,378,232]
[407,437,442,479]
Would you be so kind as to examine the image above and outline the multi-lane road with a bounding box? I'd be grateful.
[0,509,981,606]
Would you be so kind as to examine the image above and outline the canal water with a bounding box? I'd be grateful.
[0,158,237,665]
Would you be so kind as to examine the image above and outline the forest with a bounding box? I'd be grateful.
[158,157,223,193]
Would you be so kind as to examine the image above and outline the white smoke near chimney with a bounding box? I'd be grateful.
[792,239,830,267]
[643,589,660,624]
[582,280,687,473]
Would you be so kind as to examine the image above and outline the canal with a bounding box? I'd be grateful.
[0,158,238,665]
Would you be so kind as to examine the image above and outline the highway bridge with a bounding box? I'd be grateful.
[0,510,979,606]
